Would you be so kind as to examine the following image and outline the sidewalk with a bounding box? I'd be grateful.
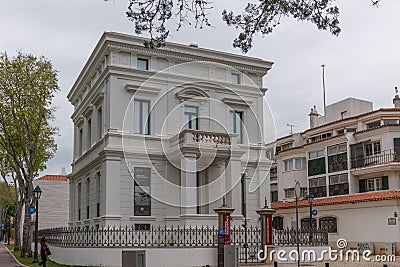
[0,243,25,267]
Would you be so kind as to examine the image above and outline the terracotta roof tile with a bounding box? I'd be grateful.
[37,175,67,181]
[271,190,400,210]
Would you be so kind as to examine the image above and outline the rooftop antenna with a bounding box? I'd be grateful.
[321,64,327,116]
[287,123,298,134]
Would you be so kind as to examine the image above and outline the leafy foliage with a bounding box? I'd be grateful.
[0,51,59,256]
[123,0,381,53]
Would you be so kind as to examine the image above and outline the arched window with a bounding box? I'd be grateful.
[300,217,317,230]
[272,216,284,230]
[319,216,337,233]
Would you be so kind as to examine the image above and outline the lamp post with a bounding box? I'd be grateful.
[307,193,314,244]
[32,185,42,263]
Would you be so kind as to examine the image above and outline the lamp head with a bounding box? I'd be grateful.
[33,185,42,199]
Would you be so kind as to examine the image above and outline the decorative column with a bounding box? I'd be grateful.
[256,199,276,264]
[214,199,235,267]
[180,153,197,216]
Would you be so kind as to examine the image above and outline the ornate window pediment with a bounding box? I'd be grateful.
[175,87,209,102]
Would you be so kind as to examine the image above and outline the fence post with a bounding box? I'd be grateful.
[214,201,235,267]
[256,201,276,264]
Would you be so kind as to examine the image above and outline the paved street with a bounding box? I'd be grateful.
[0,243,25,267]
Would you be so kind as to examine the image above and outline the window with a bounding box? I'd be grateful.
[284,158,306,171]
[86,178,90,220]
[366,120,381,129]
[184,106,198,130]
[346,128,356,133]
[78,128,83,156]
[309,132,332,143]
[270,167,277,181]
[359,176,389,192]
[340,111,347,119]
[284,188,294,199]
[231,73,240,84]
[327,144,348,173]
[266,150,275,161]
[301,218,317,230]
[271,191,278,203]
[272,216,284,230]
[134,100,150,134]
[337,129,345,135]
[87,119,92,148]
[135,224,151,231]
[383,119,398,125]
[134,167,151,216]
[230,111,243,143]
[329,173,349,196]
[309,177,327,198]
[97,107,103,139]
[137,58,149,70]
[96,172,101,217]
[284,187,307,198]
[319,217,337,233]
[308,149,326,176]
[365,141,381,156]
[77,183,82,221]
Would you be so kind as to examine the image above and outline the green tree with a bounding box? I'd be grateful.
[0,52,59,257]
[123,0,380,53]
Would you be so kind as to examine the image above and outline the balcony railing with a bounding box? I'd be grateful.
[170,129,231,147]
[351,149,400,169]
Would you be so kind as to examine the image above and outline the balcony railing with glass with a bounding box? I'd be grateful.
[350,149,399,169]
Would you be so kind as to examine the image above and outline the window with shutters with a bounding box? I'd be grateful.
[359,176,389,193]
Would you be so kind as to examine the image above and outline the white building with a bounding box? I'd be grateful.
[33,169,69,230]
[67,32,274,229]
[267,96,400,254]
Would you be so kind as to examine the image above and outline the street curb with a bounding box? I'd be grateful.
[3,244,30,267]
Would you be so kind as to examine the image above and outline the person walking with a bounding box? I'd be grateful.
[39,236,50,267]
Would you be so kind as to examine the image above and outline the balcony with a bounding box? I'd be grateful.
[350,149,400,176]
[169,129,232,147]
[166,129,236,165]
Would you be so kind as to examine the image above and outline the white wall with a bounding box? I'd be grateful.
[49,246,217,267]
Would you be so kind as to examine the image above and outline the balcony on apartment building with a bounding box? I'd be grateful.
[350,149,400,176]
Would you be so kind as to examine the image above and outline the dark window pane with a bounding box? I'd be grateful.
[273,216,284,230]
[308,157,326,176]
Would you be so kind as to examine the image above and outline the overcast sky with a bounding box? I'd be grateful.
[1,0,400,176]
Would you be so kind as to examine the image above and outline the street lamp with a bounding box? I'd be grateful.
[32,185,42,263]
[307,193,314,244]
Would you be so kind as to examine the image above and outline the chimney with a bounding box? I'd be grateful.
[60,167,67,175]
[393,87,400,108]
[309,106,319,128]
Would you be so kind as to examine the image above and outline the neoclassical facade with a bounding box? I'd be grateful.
[67,32,274,228]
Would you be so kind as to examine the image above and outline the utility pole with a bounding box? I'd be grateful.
[321,64,327,116]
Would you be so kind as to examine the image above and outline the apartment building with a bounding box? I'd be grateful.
[267,96,400,253]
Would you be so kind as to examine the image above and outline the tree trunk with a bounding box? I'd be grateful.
[13,204,22,251]
[21,190,32,258]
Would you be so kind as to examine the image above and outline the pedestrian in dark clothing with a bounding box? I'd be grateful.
[39,236,50,267]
